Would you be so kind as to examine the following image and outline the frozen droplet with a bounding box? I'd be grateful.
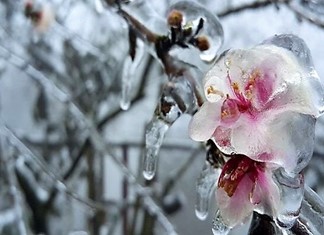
[143,117,169,180]
[212,210,230,235]
[167,1,223,63]
[195,161,219,220]
[274,168,304,229]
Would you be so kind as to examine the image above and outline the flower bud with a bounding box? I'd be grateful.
[167,10,183,27]
[196,36,210,51]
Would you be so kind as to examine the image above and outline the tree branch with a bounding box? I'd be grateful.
[286,3,324,29]
[218,0,280,18]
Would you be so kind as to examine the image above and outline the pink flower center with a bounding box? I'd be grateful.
[221,68,274,123]
[218,155,265,197]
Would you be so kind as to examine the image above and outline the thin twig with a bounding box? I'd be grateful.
[122,145,129,235]
[161,148,202,196]
[0,47,177,234]
[287,3,324,29]
[218,0,278,18]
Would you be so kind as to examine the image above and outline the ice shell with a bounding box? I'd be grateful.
[262,34,324,116]
[167,1,223,64]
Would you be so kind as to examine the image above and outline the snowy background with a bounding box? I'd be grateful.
[1,0,324,234]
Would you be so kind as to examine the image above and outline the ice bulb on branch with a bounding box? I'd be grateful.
[167,1,224,63]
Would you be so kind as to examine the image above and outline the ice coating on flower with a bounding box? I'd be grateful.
[216,155,280,228]
[189,35,324,173]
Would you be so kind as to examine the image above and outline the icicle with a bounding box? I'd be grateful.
[143,116,169,180]
[212,210,230,235]
[274,168,304,229]
[120,56,133,110]
[120,40,144,110]
[195,161,219,220]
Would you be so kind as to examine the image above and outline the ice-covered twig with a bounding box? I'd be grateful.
[1,125,118,213]
[0,46,178,234]
[287,3,324,29]
[218,0,324,29]
[0,133,28,235]
[217,0,280,18]
[295,185,324,234]
[162,148,202,196]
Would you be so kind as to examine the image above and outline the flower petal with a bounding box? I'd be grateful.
[216,174,255,227]
[189,101,222,141]
[226,111,315,174]
[251,170,280,217]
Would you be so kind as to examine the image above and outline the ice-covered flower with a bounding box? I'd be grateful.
[189,35,324,174]
[216,154,280,228]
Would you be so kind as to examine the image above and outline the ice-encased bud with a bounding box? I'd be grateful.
[167,1,223,63]
[195,161,219,220]
[274,168,304,229]
[143,116,169,180]
[212,210,230,235]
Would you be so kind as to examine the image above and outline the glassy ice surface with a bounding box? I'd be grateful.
[144,117,169,180]
[212,210,230,235]
[274,168,304,229]
[195,161,219,220]
[262,34,324,116]
[167,1,223,63]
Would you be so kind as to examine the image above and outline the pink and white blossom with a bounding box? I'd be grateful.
[189,39,324,173]
[216,154,280,227]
